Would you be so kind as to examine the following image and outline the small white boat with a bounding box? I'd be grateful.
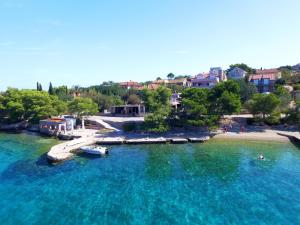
[80,145,108,155]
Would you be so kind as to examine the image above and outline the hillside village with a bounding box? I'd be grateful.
[0,63,300,135]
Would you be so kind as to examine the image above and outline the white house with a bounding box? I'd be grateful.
[227,67,247,80]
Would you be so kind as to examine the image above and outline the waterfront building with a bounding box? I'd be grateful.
[227,67,247,80]
[39,117,76,135]
[110,104,145,116]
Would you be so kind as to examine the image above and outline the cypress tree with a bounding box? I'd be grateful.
[48,82,54,95]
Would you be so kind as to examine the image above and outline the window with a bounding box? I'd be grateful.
[263,79,269,85]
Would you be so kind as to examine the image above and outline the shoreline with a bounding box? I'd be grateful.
[213,129,300,143]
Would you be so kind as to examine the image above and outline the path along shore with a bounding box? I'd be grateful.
[47,116,300,163]
[47,128,300,163]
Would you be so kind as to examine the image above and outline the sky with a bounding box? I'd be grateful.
[0,0,300,90]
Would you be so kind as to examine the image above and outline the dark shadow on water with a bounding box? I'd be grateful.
[1,157,80,184]
[35,153,55,167]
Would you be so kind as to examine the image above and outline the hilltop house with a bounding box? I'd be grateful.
[191,67,226,88]
[227,67,247,80]
[152,78,191,87]
[119,81,143,90]
[168,78,191,87]
[249,69,281,93]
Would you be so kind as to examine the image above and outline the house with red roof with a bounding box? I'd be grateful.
[119,81,143,90]
[249,69,281,93]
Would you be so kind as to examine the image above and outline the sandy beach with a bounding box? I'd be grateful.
[214,129,300,142]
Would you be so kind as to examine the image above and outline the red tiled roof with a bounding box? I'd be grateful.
[119,81,143,88]
[249,74,276,80]
[255,69,279,75]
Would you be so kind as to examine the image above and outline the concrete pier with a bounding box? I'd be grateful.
[47,137,96,162]
[171,138,189,144]
[96,137,125,145]
[125,137,167,144]
[47,135,211,163]
[188,137,210,143]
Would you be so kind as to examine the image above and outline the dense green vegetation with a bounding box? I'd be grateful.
[0,89,67,123]
[1,63,299,131]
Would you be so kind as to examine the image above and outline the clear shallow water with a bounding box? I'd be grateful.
[0,133,300,225]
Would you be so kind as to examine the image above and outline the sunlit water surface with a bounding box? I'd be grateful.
[0,132,300,225]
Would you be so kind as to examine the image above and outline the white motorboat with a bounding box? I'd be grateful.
[80,145,108,155]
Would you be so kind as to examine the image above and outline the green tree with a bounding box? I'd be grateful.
[228,63,254,74]
[48,82,54,95]
[167,73,175,80]
[54,86,70,101]
[274,86,292,112]
[293,84,300,90]
[36,82,42,91]
[286,100,300,126]
[127,94,141,105]
[141,86,171,113]
[0,89,67,123]
[246,93,280,119]
[236,79,258,102]
[144,109,169,133]
[209,80,241,116]
[180,88,210,126]
[216,91,241,116]
[68,97,98,117]
[141,86,172,132]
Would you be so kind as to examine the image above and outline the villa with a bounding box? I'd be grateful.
[191,67,226,88]
[227,67,247,80]
[249,69,281,93]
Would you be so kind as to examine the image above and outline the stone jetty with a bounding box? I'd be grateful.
[188,137,210,143]
[47,137,96,162]
[125,137,168,144]
[170,138,189,144]
[96,137,125,145]
[47,135,210,163]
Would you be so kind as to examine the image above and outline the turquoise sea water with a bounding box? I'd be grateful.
[0,132,300,225]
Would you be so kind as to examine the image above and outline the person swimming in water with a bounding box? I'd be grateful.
[258,154,264,160]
